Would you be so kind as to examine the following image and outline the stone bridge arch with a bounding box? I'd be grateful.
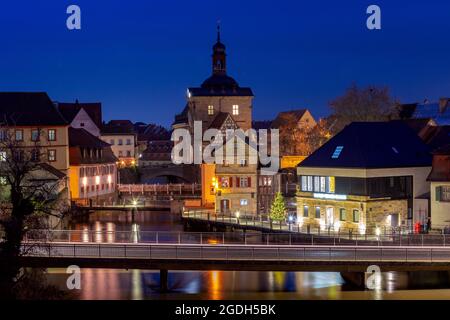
[139,164,199,184]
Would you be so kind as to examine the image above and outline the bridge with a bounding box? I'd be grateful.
[139,164,199,184]
[20,230,450,290]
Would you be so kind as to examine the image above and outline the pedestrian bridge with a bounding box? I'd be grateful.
[20,240,450,272]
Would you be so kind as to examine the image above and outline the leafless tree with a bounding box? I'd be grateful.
[0,125,69,299]
[329,84,400,135]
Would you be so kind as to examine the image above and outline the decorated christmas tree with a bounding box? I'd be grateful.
[270,192,287,221]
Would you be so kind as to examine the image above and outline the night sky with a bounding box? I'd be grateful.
[1,0,450,127]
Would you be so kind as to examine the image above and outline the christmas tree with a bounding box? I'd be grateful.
[270,192,287,221]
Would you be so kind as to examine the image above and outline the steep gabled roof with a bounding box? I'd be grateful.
[271,109,309,129]
[208,112,238,130]
[0,92,67,126]
[69,127,110,148]
[299,122,432,169]
[57,102,102,128]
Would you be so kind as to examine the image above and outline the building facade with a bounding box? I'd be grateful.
[296,122,432,234]
[101,120,136,167]
[68,127,118,204]
[428,145,450,229]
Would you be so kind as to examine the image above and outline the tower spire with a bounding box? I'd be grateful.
[217,20,221,43]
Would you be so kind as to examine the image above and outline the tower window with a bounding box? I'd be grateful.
[232,105,239,115]
[208,105,214,115]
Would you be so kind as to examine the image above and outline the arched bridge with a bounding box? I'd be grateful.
[139,164,199,184]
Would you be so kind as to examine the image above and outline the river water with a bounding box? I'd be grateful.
[44,210,450,300]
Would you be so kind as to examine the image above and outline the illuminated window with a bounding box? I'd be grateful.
[208,105,214,115]
[353,210,360,223]
[15,130,23,141]
[307,176,313,191]
[232,105,239,115]
[239,177,249,188]
[303,206,309,217]
[31,129,40,141]
[331,146,344,159]
[240,199,248,206]
[315,207,321,219]
[339,208,346,221]
[48,149,56,162]
[48,129,56,141]
[320,176,326,192]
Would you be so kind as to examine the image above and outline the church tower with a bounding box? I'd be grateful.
[173,25,254,132]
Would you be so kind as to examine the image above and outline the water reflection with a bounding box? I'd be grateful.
[47,210,450,300]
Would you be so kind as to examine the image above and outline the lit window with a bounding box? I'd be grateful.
[0,177,6,185]
[340,208,346,221]
[0,152,6,162]
[208,105,214,115]
[240,199,248,206]
[320,176,326,192]
[15,130,23,141]
[301,176,307,191]
[48,149,56,162]
[48,129,56,141]
[31,129,40,141]
[353,210,360,223]
[118,139,123,145]
[126,139,131,145]
[307,176,313,191]
[303,206,309,217]
[221,177,230,188]
[232,105,239,115]
[239,159,247,167]
[331,146,344,159]
[315,207,321,219]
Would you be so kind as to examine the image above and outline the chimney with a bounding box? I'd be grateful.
[439,97,448,113]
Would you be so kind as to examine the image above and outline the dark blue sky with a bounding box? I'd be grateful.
[1,0,450,127]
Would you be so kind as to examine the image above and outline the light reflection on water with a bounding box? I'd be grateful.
[52,210,450,300]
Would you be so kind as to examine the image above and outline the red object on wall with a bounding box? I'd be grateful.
[248,177,251,187]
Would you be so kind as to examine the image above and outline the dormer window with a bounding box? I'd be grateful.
[208,105,214,115]
[232,105,239,115]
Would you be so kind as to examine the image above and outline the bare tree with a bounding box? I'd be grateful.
[329,84,399,134]
[0,126,69,299]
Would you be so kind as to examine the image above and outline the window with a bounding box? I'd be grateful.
[15,130,23,141]
[339,208,346,221]
[80,122,85,127]
[301,176,307,191]
[126,150,131,157]
[208,105,214,115]
[303,206,309,217]
[14,150,23,161]
[48,129,56,141]
[32,129,41,142]
[126,139,131,145]
[437,186,450,202]
[118,139,123,145]
[0,130,5,141]
[48,149,56,162]
[239,159,247,167]
[320,176,326,192]
[232,105,239,115]
[118,151,123,157]
[0,151,6,162]
[331,146,344,159]
[240,199,248,206]
[315,207,321,219]
[314,176,320,192]
[239,177,249,188]
[31,149,40,162]
[353,210,360,223]
[110,139,114,145]
[307,176,313,191]
[220,177,230,188]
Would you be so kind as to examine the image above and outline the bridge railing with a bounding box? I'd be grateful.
[22,229,450,247]
[118,183,201,195]
[22,242,450,263]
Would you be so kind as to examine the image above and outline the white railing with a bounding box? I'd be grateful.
[22,242,450,263]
